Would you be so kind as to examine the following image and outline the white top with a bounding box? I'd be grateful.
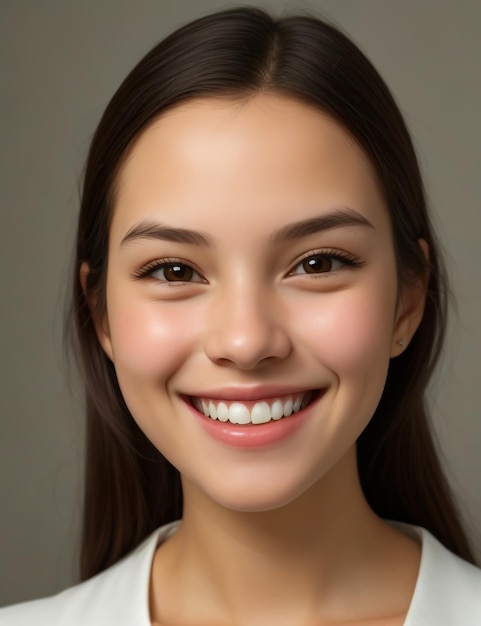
[1,521,480,625]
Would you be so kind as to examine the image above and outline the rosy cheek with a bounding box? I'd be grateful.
[295,286,395,370]
[108,298,199,378]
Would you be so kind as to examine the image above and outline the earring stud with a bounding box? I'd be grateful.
[397,339,405,347]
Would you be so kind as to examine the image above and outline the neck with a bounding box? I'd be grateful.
[150,448,419,626]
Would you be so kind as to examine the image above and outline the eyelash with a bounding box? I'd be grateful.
[132,250,364,283]
[289,249,364,276]
[132,258,205,283]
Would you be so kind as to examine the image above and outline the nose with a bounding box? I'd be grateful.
[204,284,292,370]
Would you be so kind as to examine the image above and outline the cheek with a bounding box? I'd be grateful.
[294,280,397,373]
[106,294,199,380]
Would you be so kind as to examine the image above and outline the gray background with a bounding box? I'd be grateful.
[1,0,480,606]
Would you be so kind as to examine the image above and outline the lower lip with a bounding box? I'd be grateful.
[185,393,321,448]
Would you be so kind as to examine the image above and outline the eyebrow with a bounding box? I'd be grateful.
[271,207,374,244]
[120,220,213,248]
[120,207,373,249]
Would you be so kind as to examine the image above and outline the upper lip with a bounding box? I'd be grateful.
[184,385,318,402]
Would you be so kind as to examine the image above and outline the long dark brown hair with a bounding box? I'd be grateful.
[67,6,476,580]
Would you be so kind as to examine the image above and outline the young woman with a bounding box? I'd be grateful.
[1,6,480,625]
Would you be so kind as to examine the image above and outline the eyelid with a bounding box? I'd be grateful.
[131,258,207,283]
[287,248,363,276]
[131,249,362,283]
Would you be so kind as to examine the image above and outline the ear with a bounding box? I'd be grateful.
[391,239,429,358]
[80,261,113,361]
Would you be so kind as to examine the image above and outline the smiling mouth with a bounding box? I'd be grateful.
[189,390,320,425]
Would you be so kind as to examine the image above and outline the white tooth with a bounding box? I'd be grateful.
[208,401,218,420]
[228,403,251,424]
[293,395,303,412]
[201,400,209,416]
[283,397,293,417]
[251,402,271,425]
[271,399,284,420]
[217,402,229,422]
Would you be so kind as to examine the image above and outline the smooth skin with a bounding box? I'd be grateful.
[83,95,428,625]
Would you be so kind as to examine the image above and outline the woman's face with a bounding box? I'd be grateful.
[94,95,423,512]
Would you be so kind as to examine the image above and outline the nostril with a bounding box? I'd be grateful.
[203,305,292,369]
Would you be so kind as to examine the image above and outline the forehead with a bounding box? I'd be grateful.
[111,94,388,240]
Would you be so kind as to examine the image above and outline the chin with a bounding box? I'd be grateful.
[189,466,327,514]
[215,490,301,513]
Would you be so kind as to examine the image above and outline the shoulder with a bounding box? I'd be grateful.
[0,522,180,626]
[402,525,481,625]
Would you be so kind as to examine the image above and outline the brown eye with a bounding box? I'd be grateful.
[301,256,334,273]
[138,261,205,283]
[162,263,194,281]
[290,251,363,277]
[292,254,343,275]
